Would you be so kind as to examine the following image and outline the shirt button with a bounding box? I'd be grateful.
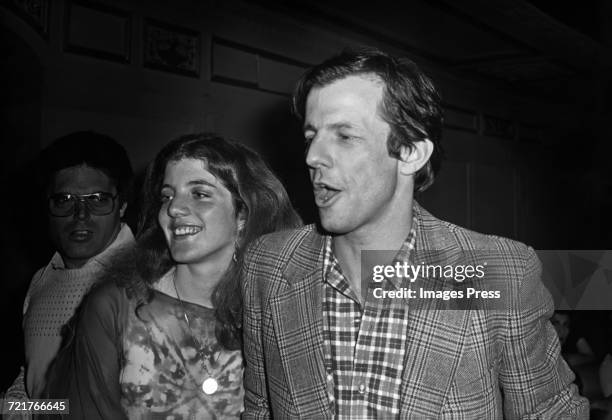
[358,383,367,394]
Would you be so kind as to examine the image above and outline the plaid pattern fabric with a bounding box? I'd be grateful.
[241,203,589,419]
[322,221,416,418]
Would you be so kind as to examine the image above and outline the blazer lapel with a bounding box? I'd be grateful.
[269,229,330,416]
[399,204,473,416]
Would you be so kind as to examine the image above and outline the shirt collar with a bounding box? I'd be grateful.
[323,213,418,290]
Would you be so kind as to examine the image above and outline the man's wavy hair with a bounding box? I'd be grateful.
[293,46,444,194]
[130,133,302,350]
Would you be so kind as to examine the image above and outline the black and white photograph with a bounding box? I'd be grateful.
[1,0,610,418]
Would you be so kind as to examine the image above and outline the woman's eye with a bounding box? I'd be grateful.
[160,194,172,203]
[194,191,211,199]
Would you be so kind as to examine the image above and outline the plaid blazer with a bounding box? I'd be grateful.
[242,204,588,419]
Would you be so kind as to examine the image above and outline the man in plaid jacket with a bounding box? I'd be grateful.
[241,47,588,419]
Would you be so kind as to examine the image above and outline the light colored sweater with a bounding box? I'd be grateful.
[18,223,134,398]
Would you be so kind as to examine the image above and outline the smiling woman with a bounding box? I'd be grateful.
[42,134,302,419]
[158,158,241,280]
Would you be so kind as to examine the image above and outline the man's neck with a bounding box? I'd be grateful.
[62,257,88,269]
[332,205,415,299]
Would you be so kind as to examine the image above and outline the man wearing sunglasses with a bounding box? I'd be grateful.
[5,131,134,402]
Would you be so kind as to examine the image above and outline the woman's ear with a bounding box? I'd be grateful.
[237,212,247,233]
[398,139,433,176]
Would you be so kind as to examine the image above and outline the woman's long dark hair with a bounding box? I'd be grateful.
[132,133,302,350]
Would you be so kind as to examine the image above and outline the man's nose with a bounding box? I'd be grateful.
[73,199,90,220]
[305,135,332,169]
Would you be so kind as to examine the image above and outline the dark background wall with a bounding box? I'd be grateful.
[1,0,610,389]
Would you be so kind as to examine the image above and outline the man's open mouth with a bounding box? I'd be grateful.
[313,182,341,206]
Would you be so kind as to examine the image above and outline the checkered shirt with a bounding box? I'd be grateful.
[322,220,417,419]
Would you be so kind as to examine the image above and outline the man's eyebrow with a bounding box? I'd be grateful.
[329,122,355,131]
[303,122,356,132]
[52,190,109,194]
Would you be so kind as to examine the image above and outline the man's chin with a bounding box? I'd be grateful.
[319,215,352,235]
[61,241,105,262]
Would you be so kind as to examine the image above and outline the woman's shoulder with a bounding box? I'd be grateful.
[78,281,130,328]
[86,280,127,306]
[92,244,155,306]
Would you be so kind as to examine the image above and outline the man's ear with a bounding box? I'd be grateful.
[398,139,433,176]
[119,202,127,218]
